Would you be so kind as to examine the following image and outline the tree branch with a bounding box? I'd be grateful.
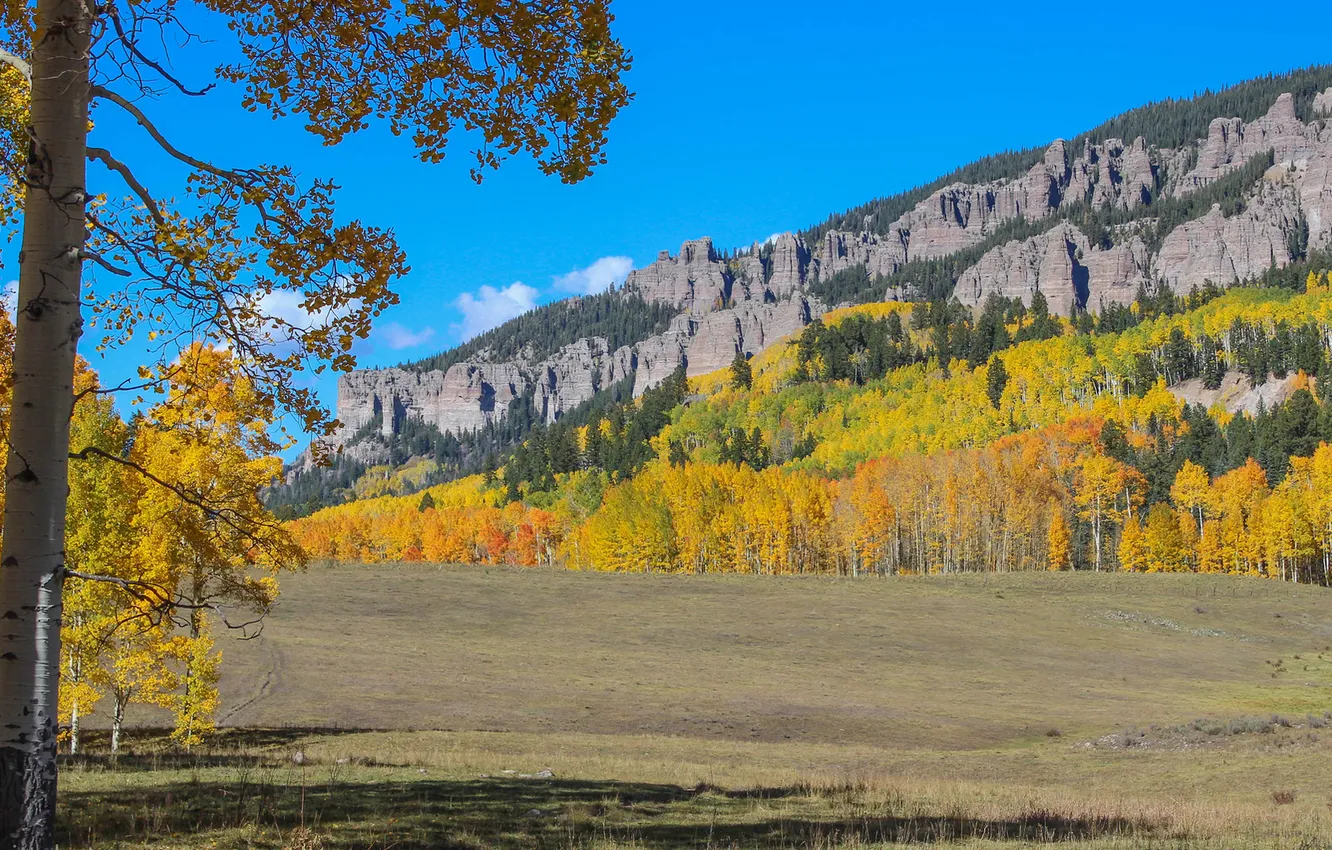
[91,84,223,175]
[64,569,267,638]
[0,48,31,80]
[83,249,132,277]
[105,6,215,98]
[88,146,165,226]
[68,445,286,543]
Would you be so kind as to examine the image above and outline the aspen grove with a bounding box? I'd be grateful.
[293,276,1332,584]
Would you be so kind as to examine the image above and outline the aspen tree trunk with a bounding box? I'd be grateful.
[0,0,91,843]
[68,702,78,756]
[110,696,125,756]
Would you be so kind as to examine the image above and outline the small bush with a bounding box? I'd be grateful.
[1272,790,1297,806]
[1228,717,1274,735]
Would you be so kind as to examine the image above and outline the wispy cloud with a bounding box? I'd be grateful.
[453,282,539,342]
[2,280,15,319]
[553,255,634,296]
[377,322,436,350]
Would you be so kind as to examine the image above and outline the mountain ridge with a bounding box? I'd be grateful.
[269,66,1332,516]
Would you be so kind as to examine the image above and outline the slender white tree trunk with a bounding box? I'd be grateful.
[0,0,91,843]
[110,696,125,756]
[68,702,78,757]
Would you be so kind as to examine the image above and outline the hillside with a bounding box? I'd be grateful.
[292,264,1332,580]
[270,66,1332,516]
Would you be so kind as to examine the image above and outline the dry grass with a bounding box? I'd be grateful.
[62,567,1332,848]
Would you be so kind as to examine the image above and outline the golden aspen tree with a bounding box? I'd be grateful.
[1177,508,1200,571]
[1075,454,1127,571]
[122,346,305,748]
[1171,459,1214,535]
[1304,444,1332,584]
[97,624,174,755]
[0,2,630,841]
[1047,509,1072,570]
[1118,516,1148,572]
[1142,503,1186,572]
[1212,460,1270,575]
[59,366,134,754]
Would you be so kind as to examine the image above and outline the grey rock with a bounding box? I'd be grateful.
[1174,94,1322,195]
[816,229,906,280]
[1315,87,1332,119]
[765,233,810,298]
[623,237,731,312]
[1169,372,1299,417]
[954,223,1147,315]
[1153,181,1303,292]
[333,336,634,443]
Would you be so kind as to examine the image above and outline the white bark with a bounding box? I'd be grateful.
[68,702,78,756]
[111,695,125,756]
[0,0,91,843]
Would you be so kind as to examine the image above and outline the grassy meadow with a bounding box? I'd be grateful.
[61,566,1332,848]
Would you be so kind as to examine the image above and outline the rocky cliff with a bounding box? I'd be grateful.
[912,91,1332,312]
[334,86,1332,448]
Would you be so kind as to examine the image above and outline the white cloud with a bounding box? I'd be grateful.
[453,282,539,341]
[552,255,634,296]
[256,289,337,332]
[2,280,16,319]
[763,232,787,246]
[377,322,435,350]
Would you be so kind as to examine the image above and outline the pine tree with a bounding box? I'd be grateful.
[730,353,753,390]
[986,356,1008,410]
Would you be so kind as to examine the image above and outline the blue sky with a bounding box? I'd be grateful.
[7,0,1332,438]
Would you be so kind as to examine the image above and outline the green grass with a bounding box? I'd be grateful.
[61,567,1332,848]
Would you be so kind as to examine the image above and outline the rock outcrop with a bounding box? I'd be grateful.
[954,223,1148,312]
[623,238,731,312]
[817,229,907,280]
[1173,93,1324,195]
[1169,372,1299,417]
[340,237,825,441]
[1154,182,1304,290]
[336,337,635,440]
[335,91,1332,443]
[939,93,1332,314]
[1315,87,1332,119]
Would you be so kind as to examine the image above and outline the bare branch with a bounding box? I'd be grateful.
[83,249,132,277]
[91,84,222,175]
[88,146,165,226]
[105,6,215,98]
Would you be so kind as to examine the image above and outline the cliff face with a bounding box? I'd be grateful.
[337,338,636,440]
[336,88,1332,446]
[944,90,1332,312]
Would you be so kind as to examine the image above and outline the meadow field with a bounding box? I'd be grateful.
[59,566,1332,849]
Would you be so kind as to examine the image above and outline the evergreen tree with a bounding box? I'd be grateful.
[730,352,753,390]
[986,356,1008,409]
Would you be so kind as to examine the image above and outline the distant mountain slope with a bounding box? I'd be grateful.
[271,66,1332,516]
